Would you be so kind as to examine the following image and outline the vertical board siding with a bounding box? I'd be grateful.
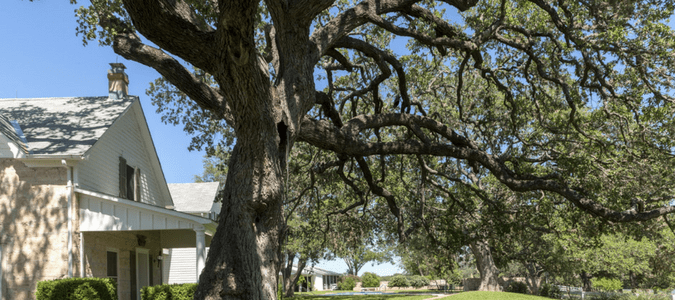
[77,104,163,207]
[79,194,196,232]
[163,248,210,284]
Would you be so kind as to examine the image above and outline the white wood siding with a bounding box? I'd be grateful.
[77,103,163,206]
[0,134,23,158]
[313,275,324,291]
[163,247,210,284]
[79,194,199,232]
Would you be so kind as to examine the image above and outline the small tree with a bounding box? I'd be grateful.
[337,275,359,291]
[361,272,381,288]
[388,275,410,288]
[408,275,430,289]
[506,281,528,294]
[591,277,622,292]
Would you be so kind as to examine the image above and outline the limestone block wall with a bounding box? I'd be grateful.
[83,230,163,300]
[0,159,80,300]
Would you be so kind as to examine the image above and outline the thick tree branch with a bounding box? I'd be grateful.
[311,0,480,56]
[298,115,675,223]
[112,32,233,125]
[288,0,335,24]
[121,0,217,73]
[354,156,407,243]
[310,0,418,56]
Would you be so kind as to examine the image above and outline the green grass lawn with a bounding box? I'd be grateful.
[287,295,433,300]
[444,291,553,300]
[287,291,444,300]
[287,291,555,300]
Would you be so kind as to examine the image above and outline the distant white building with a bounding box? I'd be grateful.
[163,182,221,284]
[287,265,342,292]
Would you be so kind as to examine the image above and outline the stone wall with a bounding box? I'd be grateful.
[0,159,79,300]
[83,230,163,300]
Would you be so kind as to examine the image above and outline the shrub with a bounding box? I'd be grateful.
[361,272,381,288]
[337,275,359,291]
[141,283,198,300]
[506,281,528,294]
[587,293,630,300]
[408,275,430,288]
[388,275,410,288]
[36,277,117,300]
[540,283,562,299]
[592,277,622,292]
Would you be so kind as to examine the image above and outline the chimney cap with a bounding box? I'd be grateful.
[109,62,126,70]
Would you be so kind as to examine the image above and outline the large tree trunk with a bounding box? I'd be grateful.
[116,2,319,299]
[194,127,285,299]
[470,240,502,291]
[282,252,307,298]
[190,5,316,298]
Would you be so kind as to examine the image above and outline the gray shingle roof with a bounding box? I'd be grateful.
[0,114,28,153]
[294,265,343,276]
[0,97,133,155]
[167,182,221,213]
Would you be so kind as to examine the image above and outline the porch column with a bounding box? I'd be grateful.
[195,226,206,283]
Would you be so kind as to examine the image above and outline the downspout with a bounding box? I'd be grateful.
[74,167,84,278]
[62,160,74,278]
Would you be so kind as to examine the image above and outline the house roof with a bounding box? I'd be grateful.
[167,182,221,213]
[293,265,343,276]
[0,97,133,155]
[0,113,28,153]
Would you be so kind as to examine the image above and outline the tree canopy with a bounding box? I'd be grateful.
[68,0,675,298]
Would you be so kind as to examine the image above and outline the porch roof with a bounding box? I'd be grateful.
[76,187,216,236]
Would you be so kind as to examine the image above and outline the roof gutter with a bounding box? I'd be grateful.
[23,154,86,160]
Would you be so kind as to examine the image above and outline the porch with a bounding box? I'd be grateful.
[77,188,215,300]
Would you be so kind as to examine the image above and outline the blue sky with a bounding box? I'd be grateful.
[2,1,403,276]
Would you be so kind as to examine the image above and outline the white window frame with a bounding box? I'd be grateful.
[136,248,150,300]
[106,247,120,299]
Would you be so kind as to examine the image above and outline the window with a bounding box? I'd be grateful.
[107,250,118,285]
[119,156,141,201]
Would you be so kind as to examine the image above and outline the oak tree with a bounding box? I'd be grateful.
[70,0,675,299]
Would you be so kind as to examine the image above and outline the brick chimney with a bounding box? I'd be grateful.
[108,63,128,100]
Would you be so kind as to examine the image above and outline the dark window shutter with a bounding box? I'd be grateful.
[135,168,141,202]
[119,157,127,198]
[126,165,135,200]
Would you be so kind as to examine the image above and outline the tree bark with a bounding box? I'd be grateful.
[524,262,542,295]
[581,271,593,292]
[194,127,285,299]
[470,239,502,292]
[282,252,307,298]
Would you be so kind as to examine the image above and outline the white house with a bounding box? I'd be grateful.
[288,265,341,292]
[0,63,216,300]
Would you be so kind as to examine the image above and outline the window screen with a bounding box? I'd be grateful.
[107,251,118,280]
